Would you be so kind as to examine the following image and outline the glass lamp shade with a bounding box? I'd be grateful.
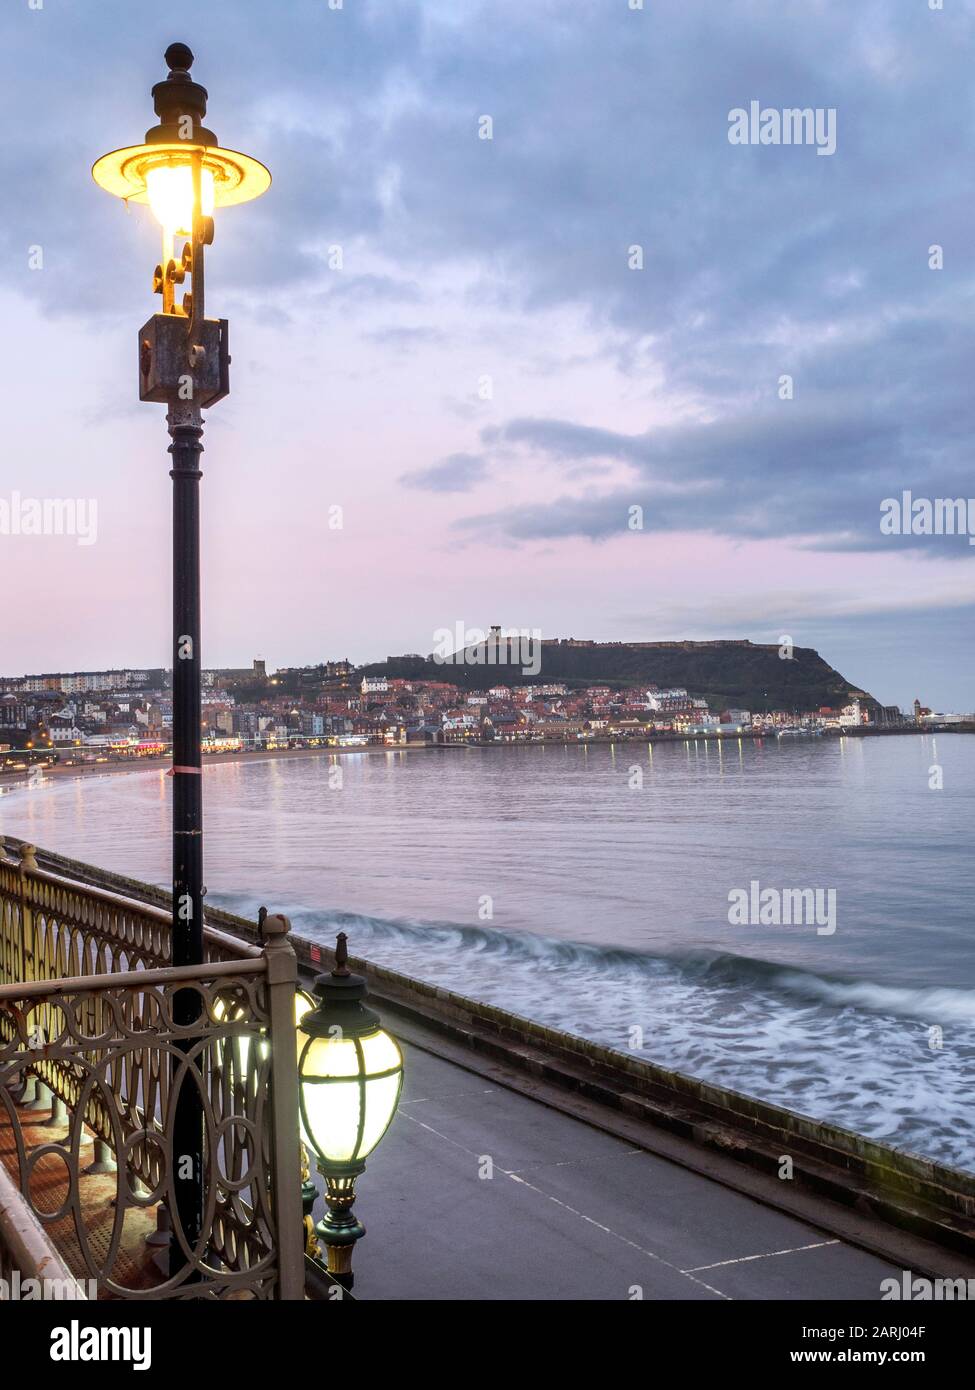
[297,1024,404,1169]
[92,144,270,220]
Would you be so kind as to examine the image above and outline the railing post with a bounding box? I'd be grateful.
[260,912,304,1300]
[15,845,40,1104]
[17,844,37,986]
[0,836,9,987]
[85,1140,118,1176]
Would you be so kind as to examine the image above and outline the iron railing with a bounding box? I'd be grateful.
[0,839,304,1298]
[0,838,258,981]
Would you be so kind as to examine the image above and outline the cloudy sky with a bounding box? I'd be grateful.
[1,0,973,709]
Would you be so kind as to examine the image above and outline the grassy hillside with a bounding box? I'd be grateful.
[360,640,874,713]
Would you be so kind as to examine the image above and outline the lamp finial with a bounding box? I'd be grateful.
[333,932,350,977]
[165,43,194,75]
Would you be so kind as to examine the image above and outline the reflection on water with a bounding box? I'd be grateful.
[2,736,973,1168]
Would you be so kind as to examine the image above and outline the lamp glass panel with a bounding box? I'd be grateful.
[301,1033,361,1079]
[301,1078,361,1164]
[358,1072,402,1159]
[359,1028,402,1074]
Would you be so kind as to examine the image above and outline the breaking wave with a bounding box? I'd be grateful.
[212,893,975,1173]
[224,899,975,1027]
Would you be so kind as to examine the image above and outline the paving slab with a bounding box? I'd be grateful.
[514,1145,859,1274]
[696,1239,897,1302]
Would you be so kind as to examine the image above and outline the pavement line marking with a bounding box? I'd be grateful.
[505,1149,645,1175]
[400,1109,732,1299]
[682,1240,840,1273]
[400,1089,498,1107]
[399,1110,490,1158]
[503,1170,731,1301]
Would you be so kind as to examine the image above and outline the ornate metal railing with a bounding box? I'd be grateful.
[0,840,304,1299]
[0,838,257,982]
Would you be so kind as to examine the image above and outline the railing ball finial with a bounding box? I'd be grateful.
[258,906,289,939]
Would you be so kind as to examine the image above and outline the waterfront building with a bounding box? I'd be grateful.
[721,708,752,724]
[839,700,866,727]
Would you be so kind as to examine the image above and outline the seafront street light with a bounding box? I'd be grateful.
[297,933,404,1289]
[92,43,270,1279]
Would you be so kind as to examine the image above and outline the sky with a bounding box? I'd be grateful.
[1,0,973,711]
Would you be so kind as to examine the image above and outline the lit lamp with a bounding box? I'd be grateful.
[297,934,404,1288]
[91,43,269,1279]
[92,42,269,319]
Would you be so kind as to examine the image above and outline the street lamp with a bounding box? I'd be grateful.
[92,43,269,1280]
[92,43,269,315]
[297,933,404,1289]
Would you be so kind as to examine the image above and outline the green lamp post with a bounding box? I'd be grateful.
[297,933,404,1288]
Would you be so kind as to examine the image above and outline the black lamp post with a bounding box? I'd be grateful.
[93,44,270,1279]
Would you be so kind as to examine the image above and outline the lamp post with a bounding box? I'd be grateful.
[92,44,269,1278]
[297,933,404,1289]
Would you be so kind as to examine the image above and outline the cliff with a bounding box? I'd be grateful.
[361,639,874,712]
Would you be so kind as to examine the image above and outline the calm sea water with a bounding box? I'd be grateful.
[3,735,973,1170]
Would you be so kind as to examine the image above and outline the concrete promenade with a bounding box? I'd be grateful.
[352,1042,900,1301]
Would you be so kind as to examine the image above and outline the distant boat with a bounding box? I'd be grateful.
[776,726,822,738]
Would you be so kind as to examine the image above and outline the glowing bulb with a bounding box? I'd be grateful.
[145,163,215,235]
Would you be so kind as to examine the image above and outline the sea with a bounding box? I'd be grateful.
[2,733,973,1171]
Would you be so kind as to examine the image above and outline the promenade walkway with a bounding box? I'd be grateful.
[353,1041,900,1301]
[0,1034,932,1301]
